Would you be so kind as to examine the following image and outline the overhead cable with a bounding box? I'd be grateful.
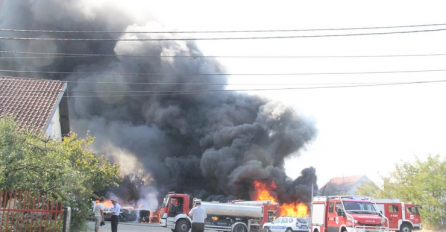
[2,69,446,76]
[2,22,446,34]
[2,50,446,59]
[1,28,446,41]
[1,79,446,98]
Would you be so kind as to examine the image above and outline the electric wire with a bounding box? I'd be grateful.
[2,69,446,76]
[2,22,446,34]
[1,79,446,98]
[1,28,446,41]
[3,52,446,59]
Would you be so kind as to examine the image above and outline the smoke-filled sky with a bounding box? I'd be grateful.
[3,0,446,205]
[141,0,446,188]
[0,0,318,205]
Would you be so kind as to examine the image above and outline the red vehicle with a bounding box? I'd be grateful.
[159,192,278,232]
[373,199,422,232]
[311,196,389,232]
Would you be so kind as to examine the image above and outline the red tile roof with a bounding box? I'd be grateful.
[319,175,365,194]
[329,175,363,186]
[0,77,67,134]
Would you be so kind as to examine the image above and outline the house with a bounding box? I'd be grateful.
[318,175,372,196]
[0,77,70,141]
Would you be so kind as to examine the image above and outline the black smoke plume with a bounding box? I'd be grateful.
[0,0,318,206]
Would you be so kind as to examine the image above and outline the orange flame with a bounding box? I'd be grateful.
[95,200,114,208]
[252,180,309,217]
[95,200,143,210]
[253,180,278,203]
[279,202,309,217]
[149,210,160,223]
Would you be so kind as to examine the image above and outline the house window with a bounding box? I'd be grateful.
[329,202,334,213]
[389,205,399,213]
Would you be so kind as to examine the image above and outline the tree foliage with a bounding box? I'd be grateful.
[356,155,446,229]
[0,117,120,231]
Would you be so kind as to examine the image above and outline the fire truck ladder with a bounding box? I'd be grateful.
[327,195,375,201]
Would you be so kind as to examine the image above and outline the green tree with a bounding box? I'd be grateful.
[356,155,446,230]
[0,117,120,231]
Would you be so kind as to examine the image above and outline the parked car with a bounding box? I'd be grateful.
[263,216,309,232]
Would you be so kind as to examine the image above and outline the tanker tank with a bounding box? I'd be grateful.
[201,202,264,218]
[234,201,273,206]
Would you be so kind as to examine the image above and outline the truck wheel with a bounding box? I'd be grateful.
[286,228,293,232]
[175,219,190,232]
[233,224,247,232]
[400,224,412,232]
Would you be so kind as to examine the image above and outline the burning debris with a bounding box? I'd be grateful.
[0,0,318,213]
[94,198,158,223]
[251,180,310,217]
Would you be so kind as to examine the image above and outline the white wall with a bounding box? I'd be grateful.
[45,106,62,142]
[347,176,371,194]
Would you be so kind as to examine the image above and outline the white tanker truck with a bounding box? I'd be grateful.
[159,193,279,232]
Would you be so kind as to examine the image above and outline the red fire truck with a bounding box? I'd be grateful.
[311,196,389,232]
[373,199,422,232]
[159,192,278,232]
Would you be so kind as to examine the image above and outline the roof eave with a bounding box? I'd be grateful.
[42,83,67,136]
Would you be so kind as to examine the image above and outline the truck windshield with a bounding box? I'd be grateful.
[162,196,170,208]
[343,201,377,214]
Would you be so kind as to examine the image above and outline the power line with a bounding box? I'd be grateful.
[3,69,446,76]
[1,79,445,97]
[1,28,446,41]
[2,22,446,34]
[2,50,446,59]
[0,75,403,86]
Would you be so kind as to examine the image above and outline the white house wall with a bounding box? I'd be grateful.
[45,106,62,142]
[347,176,371,194]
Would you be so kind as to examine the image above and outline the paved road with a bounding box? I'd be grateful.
[87,221,171,232]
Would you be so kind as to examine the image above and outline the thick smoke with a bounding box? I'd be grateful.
[0,0,318,205]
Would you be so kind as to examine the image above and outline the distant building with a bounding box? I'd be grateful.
[318,175,372,196]
[0,77,70,141]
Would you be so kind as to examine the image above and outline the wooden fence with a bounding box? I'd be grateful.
[0,190,65,232]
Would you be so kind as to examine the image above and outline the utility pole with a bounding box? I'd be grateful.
[310,174,315,221]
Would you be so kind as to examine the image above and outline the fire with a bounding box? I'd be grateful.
[94,200,143,210]
[253,180,277,203]
[279,202,309,217]
[252,180,310,217]
[149,209,160,223]
[95,200,114,208]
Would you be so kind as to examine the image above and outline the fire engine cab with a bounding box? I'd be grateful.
[373,199,422,232]
[159,192,278,232]
[311,196,389,232]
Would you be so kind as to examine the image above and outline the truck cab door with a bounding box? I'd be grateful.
[376,204,386,226]
[167,197,182,227]
[326,201,338,232]
[386,204,400,230]
[335,203,347,228]
[405,206,421,226]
